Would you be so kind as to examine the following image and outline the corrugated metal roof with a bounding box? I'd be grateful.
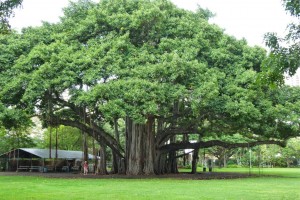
[19,148,94,159]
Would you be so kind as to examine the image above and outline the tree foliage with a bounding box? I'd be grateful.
[0,0,22,34]
[0,127,35,154]
[38,125,90,151]
[263,0,300,84]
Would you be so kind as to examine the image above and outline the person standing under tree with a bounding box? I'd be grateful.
[83,161,88,175]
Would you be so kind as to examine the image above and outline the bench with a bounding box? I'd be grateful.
[62,166,69,172]
[43,166,54,172]
[17,166,41,172]
[72,166,80,172]
[17,166,29,172]
[29,166,41,172]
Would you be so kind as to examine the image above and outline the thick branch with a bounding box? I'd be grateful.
[159,140,286,154]
[156,126,198,146]
[51,118,124,158]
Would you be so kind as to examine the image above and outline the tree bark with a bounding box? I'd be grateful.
[126,117,143,175]
[154,118,165,174]
[55,118,124,158]
[223,150,227,168]
[159,140,287,153]
[111,118,121,174]
[98,141,108,175]
[83,131,88,162]
[183,134,189,166]
[166,136,178,173]
[143,116,155,175]
[125,116,155,175]
[167,150,178,173]
[191,148,199,174]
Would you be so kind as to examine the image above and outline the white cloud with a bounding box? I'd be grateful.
[10,0,70,30]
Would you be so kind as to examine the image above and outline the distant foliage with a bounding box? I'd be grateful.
[262,0,300,84]
[0,0,23,34]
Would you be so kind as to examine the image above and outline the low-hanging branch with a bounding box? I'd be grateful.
[49,117,125,158]
[159,139,286,154]
[174,150,195,159]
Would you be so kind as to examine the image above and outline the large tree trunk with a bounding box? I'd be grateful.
[98,141,108,175]
[191,148,199,174]
[154,118,165,174]
[143,116,155,175]
[183,134,189,166]
[223,150,227,168]
[165,136,178,173]
[167,150,178,173]
[126,117,143,175]
[154,151,164,175]
[125,116,155,175]
[111,153,118,174]
[83,131,88,162]
[112,154,126,174]
[111,118,122,174]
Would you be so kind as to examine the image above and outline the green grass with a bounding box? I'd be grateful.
[214,167,300,178]
[181,167,300,177]
[0,168,299,200]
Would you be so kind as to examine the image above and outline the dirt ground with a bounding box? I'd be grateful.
[0,171,254,180]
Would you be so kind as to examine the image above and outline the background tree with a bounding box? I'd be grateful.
[0,102,34,154]
[0,127,35,154]
[263,0,300,84]
[38,125,85,151]
[0,0,22,34]
[280,138,300,167]
[206,134,250,167]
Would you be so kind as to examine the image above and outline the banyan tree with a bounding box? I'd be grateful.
[1,0,300,175]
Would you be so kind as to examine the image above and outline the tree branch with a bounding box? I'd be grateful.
[51,118,125,158]
[159,139,286,154]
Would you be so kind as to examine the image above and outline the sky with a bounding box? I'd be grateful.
[9,0,295,48]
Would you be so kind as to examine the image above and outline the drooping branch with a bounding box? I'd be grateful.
[159,139,287,154]
[156,126,198,146]
[44,93,126,157]
[174,150,194,159]
[51,118,124,158]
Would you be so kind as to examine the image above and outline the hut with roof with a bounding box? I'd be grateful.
[0,148,94,172]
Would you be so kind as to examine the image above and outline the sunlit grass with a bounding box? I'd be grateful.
[180,167,300,177]
[214,167,300,178]
[0,168,299,200]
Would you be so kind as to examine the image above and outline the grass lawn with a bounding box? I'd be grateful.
[0,168,299,200]
[214,167,300,178]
